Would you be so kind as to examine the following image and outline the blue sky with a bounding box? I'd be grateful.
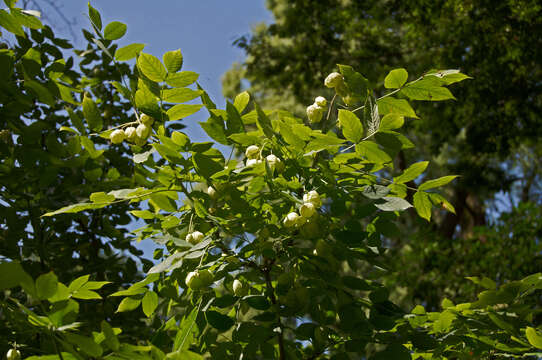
[48,1,272,260]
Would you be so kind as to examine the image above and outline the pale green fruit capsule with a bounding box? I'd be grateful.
[136,123,151,139]
[314,96,327,107]
[245,145,260,159]
[324,72,344,88]
[300,202,316,218]
[185,233,194,244]
[198,269,214,287]
[306,104,324,123]
[283,212,299,228]
[207,186,218,199]
[303,190,321,207]
[246,158,261,167]
[7,349,21,360]
[124,126,137,142]
[191,231,204,243]
[110,129,126,144]
[140,114,154,126]
[233,279,246,297]
[295,215,307,227]
[266,154,284,172]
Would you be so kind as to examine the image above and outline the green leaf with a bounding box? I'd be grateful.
[36,272,58,300]
[375,197,412,211]
[225,101,244,134]
[361,184,390,199]
[82,95,102,132]
[419,175,458,190]
[377,97,418,118]
[175,307,199,351]
[162,88,202,103]
[116,297,141,313]
[400,78,455,101]
[133,149,155,164]
[150,193,177,212]
[89,192,115,203]
[338,109,363,143]
[12,9,43,30]
[65,333,103,357]
[101,321,120,351]
[68,275,89,293]
[526,327,542,349]
[466,276,497,290]
[254,102,274,138]
[356,141,392,164]
[72,289,101,300]
[166,71,199,87]
[243,295,271,310]
[0,9,24,36]
[24,80,55,106]
[0,261,34,295]
[142,291,159,317]
[137,52,167,82]
[337,64,368,98]
[103,21,127,40]
[192,153,223,179]
[87,2,102,30]
[413,191,432,221]
[384,68,408,89]
[163,49,183,73]
[234,91,250,113]
[205,310,234,332]
[394,161,428,184]
[379,114,404,131]
[167,104,203,121]
[115,43,145,61]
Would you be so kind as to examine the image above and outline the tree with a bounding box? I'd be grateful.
[0,1,154,350]
[2,3,542,360]
[223,0,542,309]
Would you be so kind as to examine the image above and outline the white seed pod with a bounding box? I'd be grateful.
[207,186,218,199]
[324,72,344,88]
[266,154,284,172]
[192,231,204,243]
[124,126,137,142]
[185,233,194,244]
[140,114,154,126]
[136,123,151,139]
[233,279,245,296]
[6,349,21,360]
[300,202,316,218]
[110,129,125,144]
[306,104,324,123]
[245,145,260,159]
[246,158,260,167]
[303,190,321,207]
[314,96,327,107]
[283,212,299,228]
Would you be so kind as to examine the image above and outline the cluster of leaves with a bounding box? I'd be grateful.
[223,0,542,310]
[1,2,542,360]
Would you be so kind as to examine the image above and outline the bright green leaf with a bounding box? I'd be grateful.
[413,191,432,221]
[142,291,159,317]
[394,161,428,184]
[103,21,127,40]
[115,43,145,61]
[338,109,363,143]
[163,49,183,73]
[384,68,408,89]
[137,52,167,82]
[36,272,58,300]
[419,175,458,190]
